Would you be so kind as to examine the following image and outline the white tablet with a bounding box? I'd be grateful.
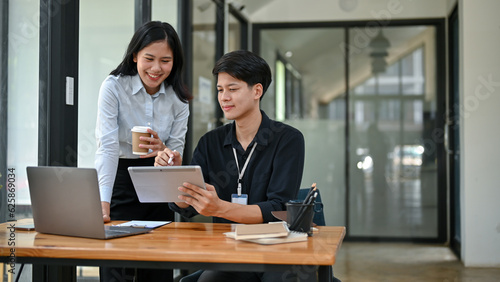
[128,165,206,203]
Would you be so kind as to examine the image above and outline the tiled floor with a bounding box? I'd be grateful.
[333,242,500,282]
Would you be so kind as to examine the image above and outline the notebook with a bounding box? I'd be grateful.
[128,165,206,203]
[234,221,289,240]
[26,166,151,239]
[225,222,308,245]
[225,230,308,245]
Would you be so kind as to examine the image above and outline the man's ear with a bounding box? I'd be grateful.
[254,83,263,100]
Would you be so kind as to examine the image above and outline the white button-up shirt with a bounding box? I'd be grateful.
[95,74,189,202]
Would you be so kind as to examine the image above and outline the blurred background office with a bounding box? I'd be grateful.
[1,0,500,281]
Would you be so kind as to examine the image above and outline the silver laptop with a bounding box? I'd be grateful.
[128,165,206,203]
[26,166,151,239]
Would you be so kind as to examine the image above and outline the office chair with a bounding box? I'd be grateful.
[179,269,203,282]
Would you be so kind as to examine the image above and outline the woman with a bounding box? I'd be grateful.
[95,21,190,282]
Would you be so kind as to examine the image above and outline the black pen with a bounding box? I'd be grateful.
[306,191,318,205]
[303,183,317,204]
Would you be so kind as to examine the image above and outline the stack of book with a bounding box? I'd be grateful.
[224,221,308,245]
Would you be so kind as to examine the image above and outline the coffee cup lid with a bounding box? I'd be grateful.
[131,126,151,133]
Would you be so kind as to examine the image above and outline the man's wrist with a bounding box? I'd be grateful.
[215,200,231,218]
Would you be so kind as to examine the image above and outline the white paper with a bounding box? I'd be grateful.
[115,220,171,229]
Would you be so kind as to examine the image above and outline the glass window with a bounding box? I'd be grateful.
[228,11,241,52]
[378,63,400,95]
[275,59,286,121]
[191,0,217,147]
[403,100,424,124]
[402,47,425,95]
[152,0,178,28]
[78,0,134,168]
[379,99,401,122]
[274,55,303,120]
[7,0,40,209]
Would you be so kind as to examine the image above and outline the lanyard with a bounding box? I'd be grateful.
[232,142,258,196]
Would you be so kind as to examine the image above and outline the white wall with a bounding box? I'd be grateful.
[250,0,447,22]
[460,0,500,267]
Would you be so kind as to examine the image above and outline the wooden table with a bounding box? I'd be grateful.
[0,221,345,282]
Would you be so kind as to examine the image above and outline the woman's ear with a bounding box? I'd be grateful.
[133,53,138,63]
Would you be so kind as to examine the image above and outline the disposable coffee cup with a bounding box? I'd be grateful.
[131,126,151,155]
[286,201,315,236]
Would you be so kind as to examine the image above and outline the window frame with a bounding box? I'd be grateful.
[0,0,8,223]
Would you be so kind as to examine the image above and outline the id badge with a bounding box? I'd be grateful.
[231,194,248,205]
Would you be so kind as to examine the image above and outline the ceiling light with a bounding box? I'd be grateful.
[369,30,391,74]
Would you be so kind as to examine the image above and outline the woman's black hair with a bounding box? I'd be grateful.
[212,50,272,100]
[111,21,192,102]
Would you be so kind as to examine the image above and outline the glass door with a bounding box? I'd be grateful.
[347,26,440,239]
[255,22,445,241]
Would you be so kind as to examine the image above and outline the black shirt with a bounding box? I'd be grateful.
[170,111,305,223]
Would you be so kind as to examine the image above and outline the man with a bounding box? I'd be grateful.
[155,50,305,281]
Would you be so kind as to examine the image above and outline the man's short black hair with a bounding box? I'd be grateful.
[212,50,272,100]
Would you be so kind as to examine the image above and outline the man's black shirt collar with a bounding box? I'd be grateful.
[223,110,271,153]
